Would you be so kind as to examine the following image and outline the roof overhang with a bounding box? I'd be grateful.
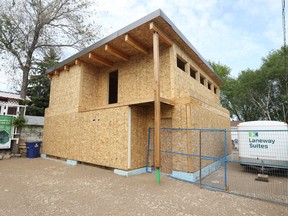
[47,9,222,85]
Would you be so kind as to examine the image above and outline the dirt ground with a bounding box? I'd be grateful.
[0,158,287,216]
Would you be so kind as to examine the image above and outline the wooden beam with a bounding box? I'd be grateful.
[125,34,149,55]
[64,65,70,71]
[153,32,161,170]
[88,52,114,67]
[105,44,129,61]
[75,59,82,65]
[54,70,60,76]
[47,73,53,79]
[150,22,173,46]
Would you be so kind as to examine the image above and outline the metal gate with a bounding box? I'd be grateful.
[146,128,288,205]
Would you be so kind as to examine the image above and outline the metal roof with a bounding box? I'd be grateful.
[47,9,222,83]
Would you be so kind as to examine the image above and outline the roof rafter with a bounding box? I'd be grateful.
[105,44,129,61]
[125,34,149,55]
[64,65,70,71]
[88,52,114,67]
[149,22,173,46]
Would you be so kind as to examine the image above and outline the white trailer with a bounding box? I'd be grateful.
[238,121,288,168]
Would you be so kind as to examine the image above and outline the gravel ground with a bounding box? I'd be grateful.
[0,158,287,216]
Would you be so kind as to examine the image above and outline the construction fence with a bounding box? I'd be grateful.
[146,128,288,205]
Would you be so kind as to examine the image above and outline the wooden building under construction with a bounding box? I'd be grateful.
[43,10,231,175]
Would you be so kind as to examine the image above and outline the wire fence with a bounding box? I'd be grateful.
[146,128,288,205]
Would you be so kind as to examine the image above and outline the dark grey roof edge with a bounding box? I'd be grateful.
[47,9,221,82]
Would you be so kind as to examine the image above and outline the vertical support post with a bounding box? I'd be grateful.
[224,129,228,191]
[186,105,192,172]
[146,128,151,173]
[153,31,161,183]
[199,130,202,188]
[127,106,131,169]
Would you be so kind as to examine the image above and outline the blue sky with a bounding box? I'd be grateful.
[0,0,284,91]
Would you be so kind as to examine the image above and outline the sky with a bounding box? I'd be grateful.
[0,0,284,91]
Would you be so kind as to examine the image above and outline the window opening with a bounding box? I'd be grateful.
[208,82,212,90]
[190,67,197,79]
[177,56,186,72]
[109,71,118,104]
[200,75,205,86]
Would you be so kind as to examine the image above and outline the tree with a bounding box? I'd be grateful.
[26,48,60,116]
[209,61,241,119]
[211,46,288,122]
[210,62,262,121]
[0,0,101,100]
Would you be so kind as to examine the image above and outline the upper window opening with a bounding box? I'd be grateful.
[108,71,118,104]
[177,56,186,72]
[208,82,212,90]
[200,75,205,86]
[190,67,197,79]
[214,86,218,94]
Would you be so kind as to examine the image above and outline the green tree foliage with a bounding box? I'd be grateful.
[26,49,60,116]
[0,0,101,100]
[211,46,288,122]
[209,61,244,120]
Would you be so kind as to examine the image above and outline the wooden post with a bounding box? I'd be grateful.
[153,31,161,183]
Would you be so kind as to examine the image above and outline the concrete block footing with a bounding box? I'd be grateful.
[66,159,78,166]
[114,167,147,177]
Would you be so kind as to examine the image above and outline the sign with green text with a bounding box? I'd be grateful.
[0,115,13,148]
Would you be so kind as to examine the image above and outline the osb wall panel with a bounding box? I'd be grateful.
[130,106,148,170]
[79,64,108,111]
[46,65,82,116]
[171,98,231,173]
[172,45,220,105]
[98,47,171,105]
[42,106,129,170]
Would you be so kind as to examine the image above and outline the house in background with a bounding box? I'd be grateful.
[0,91,27,150]
[42,10,231,176]
[19,115,44,154]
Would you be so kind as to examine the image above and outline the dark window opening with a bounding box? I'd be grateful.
[7,107,17,115]
[177,56,186,72]
[200,75,205,86]
[214,86,218,94]
[109,71,118,104]
[208,82,212,90]
[190,67,197,79]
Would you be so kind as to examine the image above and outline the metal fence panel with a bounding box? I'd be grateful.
[146,128,288,205]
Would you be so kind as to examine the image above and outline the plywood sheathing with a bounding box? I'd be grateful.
[79,64,108,111]
[76,47,171,112]
[170,98,231,173]
[130,106,148,169]
[43,106,129,170]
[46,65,82,116]
[172,45,220,104]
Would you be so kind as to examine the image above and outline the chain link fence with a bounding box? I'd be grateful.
[146,128,288,205]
